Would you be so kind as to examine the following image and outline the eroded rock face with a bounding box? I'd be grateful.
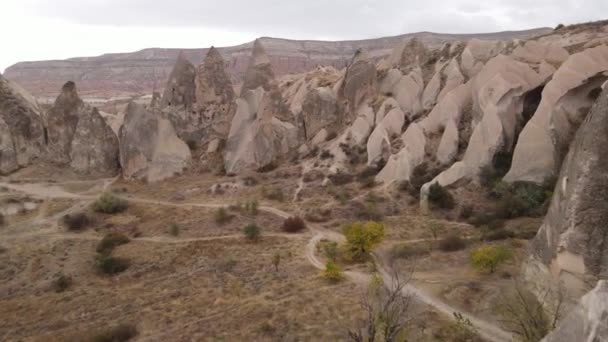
[224,40,299,174]
[70,108,119,176]
[0,74,45,174]
[505,45,608,183]
[119,102,191,182]
[164,48,236,147]
[301,86,340,140]
[341,49,377,117]
[524,88,608,301]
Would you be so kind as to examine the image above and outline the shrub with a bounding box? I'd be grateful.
[494,182,549,218]
[320,150,333,159]
[439,234,467,252]
[447,312,482,342]
[427,183,455,209]
[459,205,473,220]
[62,212,90,231]
[328,172,354,185]
[323,241,339,262]
[214,207,233,225]
[52,273,72,293]
[483,229,515,241]
[243,223,260,241]
[356,202,384,221]
[96,255,130,275]
[323,261,344,282]
[469,245,511,274]
[91,323,137,342]
[281,216,306,233]
[169,223,179,236]
[468,212,494,227]
[555,23,565,30]
[343,221,385,261]
[242,199,259,216]
[262,187,285,202]
[272,252,281,272]
[408,163,441,198]
[390,243,430,260]
[257,162,278,173]
[357,166,379,181]
[426,219,442,240]
[92,193,128,214]
[304,208,332,223]
[96,232,130,255]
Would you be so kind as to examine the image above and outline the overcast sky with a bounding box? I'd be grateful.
[1,0,607,72]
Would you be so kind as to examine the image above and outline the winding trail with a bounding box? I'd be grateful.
[0,180,512,342]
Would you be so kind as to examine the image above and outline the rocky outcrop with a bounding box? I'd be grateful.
[301,86,340,140]
[119,102,191,182]
[163,48,236,147]
[340,49,377,117]
[524,87,608,301]
[70,108,119,176]
[224,40,299,174]
[540,281,608,342]
[0,74,45,174]
[505,45,608,184]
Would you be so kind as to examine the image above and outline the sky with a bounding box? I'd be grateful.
[1,0,607,72]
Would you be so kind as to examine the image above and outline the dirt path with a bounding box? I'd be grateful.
[0,180,512,342]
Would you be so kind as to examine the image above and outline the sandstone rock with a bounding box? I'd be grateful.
[460,39,505,78]
[242,39,275,93]
[70,108,119,176]
[421,83,472,134]
[119,102,191,182]
[422,69,441,110]
[0,74,44,174]
[540,281,608,342]
[45,81,87,164]
[505,45,608,183]
[379,68,403,95]
[376,123,426,183]
[524,88,608,302]
[437,59,465,101]
[512,40,569,66]
[436,120,459,165]
[367,107,405,165]
[375,97,400,124]
[341,49,377,117]
[301,87,339,140]
[160,52,196,109]
[391,67,424,118]
[386,38,431,70]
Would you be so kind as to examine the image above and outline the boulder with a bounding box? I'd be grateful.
[119,102,191,182]
[0,74,45,174]
[164,47,236,147]
[524,88,608,302]
[70,108,119,176]
[505,45,608,183]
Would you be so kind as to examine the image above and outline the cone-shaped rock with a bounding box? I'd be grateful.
[340,48,377,117]
[161,52,196,109]
[70,107,119,176]
[0,74,45,174]
[241,39,275,93]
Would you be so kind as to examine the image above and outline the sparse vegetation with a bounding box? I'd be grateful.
[281,216,306,233]
[242,199,259,216]
[243,223,261,241]
[390,243,430,260]
[426,218,442,240]
[469,245,511,274]
[343,221,385,261]
[62,212,90,231]
[427,182,455,209]
[169,223,180,236]
[447,312,482,342]
[96,232,131,255]
[439,234,467,252]
[262,187,286,202]
[328,172,354,185]
[323,261,344,282]
[96,255,130,275]
[494,181,550,218]
[90,323,137,342]
[272,252,281,272]
[215,207,233,225]
[52,273,72,293]
[92,193,128,214]
[323,241,339,262]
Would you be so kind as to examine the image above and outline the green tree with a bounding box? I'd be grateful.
[243,223,261,241]
[343,221,385,261]
[272,252,281,272]
[323,261,344,282]
[469,245,511,273]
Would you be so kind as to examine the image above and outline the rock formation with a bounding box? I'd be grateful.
[224,40,299,174]
[0,74,45,174]
[523,87,608,302]
[160,52,196,109]
[119,102,191,182]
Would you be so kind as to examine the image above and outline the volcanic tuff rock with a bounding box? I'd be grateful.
[0,74,44,174]
[224,40,299,174]
[163,47,236,147]
[45,81,86,164]
[119,102,191,182]
[524,87,608,302]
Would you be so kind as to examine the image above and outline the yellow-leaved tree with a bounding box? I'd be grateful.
[343,221,385,261]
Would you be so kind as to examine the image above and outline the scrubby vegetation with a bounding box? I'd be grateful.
[323,241,339,262]
[52,273,72,293]
[92,193,128,214]
[96,232,131,255]
[343,221,385,261]
[243,223,261,241]
[469,245,511,274]
[390,243,430,260]
[62,212,90,231]
[328,172,354,185]
[96,255,130,275]
[439,234,467,252]
[427,182,455,209]
[446,312,482,342]
[322,261,344,282]
[215,207,233,225]
[168,223,180,236]
[281,216,306,233]
[493,181,551,218]
[90,323,137,342]
[262,187,286,202]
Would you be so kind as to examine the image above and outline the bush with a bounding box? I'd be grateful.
[52,273,72,293]
[328,172,354,185]
[469,245,511,273]
[323,241,339,262]
[494,182,549,218]
[281,216,306,233]
[169,223,180,236]
[390,243,430,260]
[262,187,285,202]
[468,212,494,227]
[428,183,455,209]
[243,223,260,241]
[343,221,385,261]
[91,323,137,342]
[96,232,130,255]
[459,205,473,220]
[555,23,565,30]
[257,162,278,173]
[215,207,233,225]
[447,312,482,342]
[323,261,344,282]
[408,163,442,198]
[92,193,128,214]
[96,255,130,275]
[244,199,259,216]
[482,229,515,241]
[62,212,90,231]
[439,234,467,252]
[319,150,333,160]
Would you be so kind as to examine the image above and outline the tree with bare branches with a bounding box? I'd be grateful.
[348,270,413,342]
